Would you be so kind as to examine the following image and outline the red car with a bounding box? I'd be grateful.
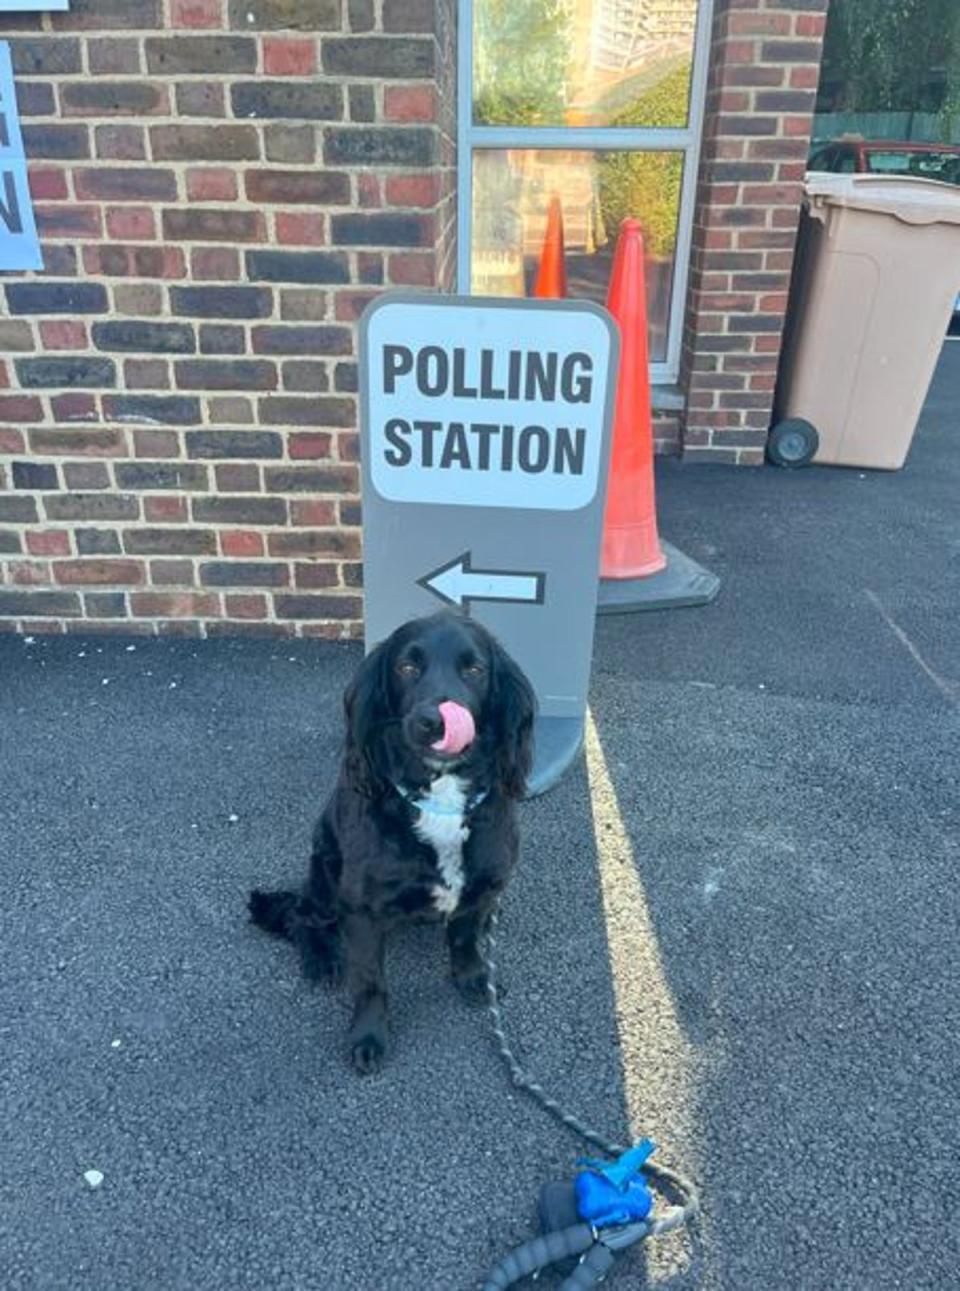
[808,136,960,185]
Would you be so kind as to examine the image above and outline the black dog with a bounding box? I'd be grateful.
[249,610,536,1074]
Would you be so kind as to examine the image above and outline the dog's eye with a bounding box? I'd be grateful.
[396,661,420,679]
[462,662,486,678]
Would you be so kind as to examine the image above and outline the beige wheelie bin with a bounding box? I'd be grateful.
[771,173,960,470]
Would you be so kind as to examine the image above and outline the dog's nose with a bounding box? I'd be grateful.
[414,709,444,742]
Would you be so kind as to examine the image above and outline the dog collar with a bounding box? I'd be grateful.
[392,781,489,817]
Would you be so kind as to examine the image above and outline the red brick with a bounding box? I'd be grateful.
[132,592,221,617]
[88,36,141,75]
[695,292,756,312]
[796,14,827,38]
[357,174,381,208]
[17,621,68,635]
[221,530,264,557]
[721,40,758,65]
[790,65,820,89]
[738,230,796,250]
[294,562,338,589]
[190,247,241,281]
[718,90,750,112]
[759,293,790,312]
[40,320,88,350]
[334,289,381,321]
[170,0,223,29]
[29,168,68,201]
[149,559,194,585]
[728,11,790,36]
[0,398,43,424]
[145,496,189,522]
[723,65,784,88]
[747,137,811,160]
[134,430,180,458]
[186,167,238,202]
[35,204,102,238]
[9,561,49,586]
[126,359,171,391]
[777,161,807,183]
[387,252,434,286]
[289,432,333,460]
[263,37,317,76]
[0,429,24,452]
[106,206,156,240]
[65,463,110,490]
[54,559,144,586]
[290,500,336,526]
[385,173,440,207]
[742,183,799,205]
[784,114,815,137]
[52,393,98,423]
[26,530,70,556]
[384,85,436,123]
[225,593,268,619]
[83,245,186,278]
[95,125,147,161]
[215,463,259,490]
[276,211,326,245]
[356,252,382,285]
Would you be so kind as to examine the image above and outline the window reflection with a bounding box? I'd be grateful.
[471,149,682,362]
[473,0,698,129]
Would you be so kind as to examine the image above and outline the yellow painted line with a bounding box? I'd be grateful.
[584,708,696,1160]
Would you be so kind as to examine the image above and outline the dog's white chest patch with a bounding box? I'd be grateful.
[413,775,469,916]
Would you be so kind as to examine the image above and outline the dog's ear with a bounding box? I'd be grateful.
[490,641,536,800]
[343,637,393,796]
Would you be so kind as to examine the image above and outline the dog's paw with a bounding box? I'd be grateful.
[301,948,342,988]
[350,1032,387,1075]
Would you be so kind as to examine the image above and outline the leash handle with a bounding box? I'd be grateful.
[559,1241,617,1290]
[481,1223,595,1290]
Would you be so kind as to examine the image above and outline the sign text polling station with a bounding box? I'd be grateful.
[367,304,611,511]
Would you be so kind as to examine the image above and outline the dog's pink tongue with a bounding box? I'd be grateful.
[432,701,475,755]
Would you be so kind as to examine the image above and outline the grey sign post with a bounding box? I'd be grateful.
[359,293,619,795]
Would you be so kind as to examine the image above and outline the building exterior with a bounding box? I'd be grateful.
[0,0,828,639]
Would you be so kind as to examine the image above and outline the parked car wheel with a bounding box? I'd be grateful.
[767,418,819,468]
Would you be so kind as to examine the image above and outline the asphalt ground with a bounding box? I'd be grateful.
[2,344,959,1290]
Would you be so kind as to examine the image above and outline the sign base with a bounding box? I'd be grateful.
[597,540,720,614]
[527,714,585,798]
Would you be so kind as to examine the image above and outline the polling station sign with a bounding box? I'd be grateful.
[0,41,42,272]
[360,293,619,793]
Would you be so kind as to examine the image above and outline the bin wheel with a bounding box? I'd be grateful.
[767,418,819,468]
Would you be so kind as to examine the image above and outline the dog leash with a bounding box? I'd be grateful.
[479,908,699,1289]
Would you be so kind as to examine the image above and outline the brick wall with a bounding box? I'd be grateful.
[680,0,828,464]
[0,0,455,638]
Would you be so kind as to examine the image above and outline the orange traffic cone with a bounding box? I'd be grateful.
[532,196,567,298]
[600,218,666,579]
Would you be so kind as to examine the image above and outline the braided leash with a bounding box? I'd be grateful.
[481,908,699,1239]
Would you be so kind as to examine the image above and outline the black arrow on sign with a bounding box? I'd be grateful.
[417,552,546,610]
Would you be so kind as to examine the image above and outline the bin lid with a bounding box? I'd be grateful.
[803,172,960,225]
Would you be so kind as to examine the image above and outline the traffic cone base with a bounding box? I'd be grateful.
[603,521,667,579]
